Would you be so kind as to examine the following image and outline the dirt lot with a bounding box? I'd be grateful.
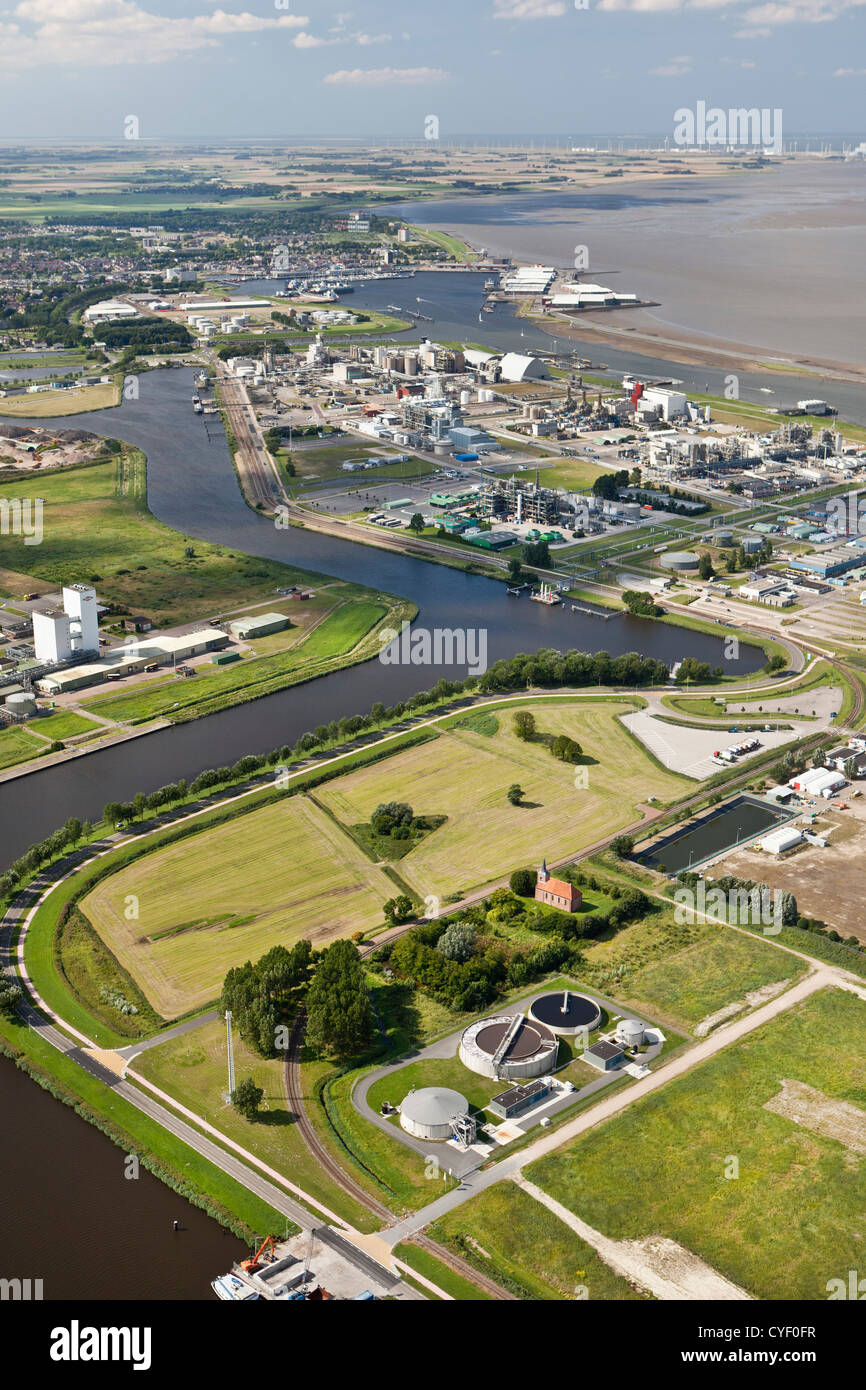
[0,425,101,472]
[717,803,866,941]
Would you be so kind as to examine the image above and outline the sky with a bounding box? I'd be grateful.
[0,0,863,142]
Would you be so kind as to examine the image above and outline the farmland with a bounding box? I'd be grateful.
[80,793,396,1018]
[528,987,866,1300]
[316,701,692,901]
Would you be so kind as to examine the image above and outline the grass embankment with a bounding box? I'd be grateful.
[429,1183,648,1300]
[528,988,866,1300]
[393,1244,493,1300]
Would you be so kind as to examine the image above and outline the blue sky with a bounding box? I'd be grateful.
[0,0,863,141]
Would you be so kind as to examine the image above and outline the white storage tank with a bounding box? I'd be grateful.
[460,390,471,407]
[478,389,495,403]
[617,1018,646,1047]
[399,1087,468,1141]
[5,690,37,717]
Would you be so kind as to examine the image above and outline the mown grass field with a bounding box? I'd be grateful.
[316,702,692,900]
[0,723,44,771]
[0,382,119,417]
[80,794,396,1018]
[429,1182,648,1300]
[529,987,866,1300]
[28,710,100,740]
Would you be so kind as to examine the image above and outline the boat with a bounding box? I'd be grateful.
[211,1274,262,1301]
[485,278,496,290]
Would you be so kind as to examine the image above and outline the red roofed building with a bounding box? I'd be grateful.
[535,859,582,913]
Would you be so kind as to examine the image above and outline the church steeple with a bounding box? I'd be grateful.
[538,858,549,883]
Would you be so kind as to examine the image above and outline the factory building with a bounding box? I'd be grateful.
[498,353,550,384]
[502,265,555,294]
[32,584,100,664]
[583,1040,625,1072]
[229,613,290,640]
[480,473,561,525]
[488,1078,553,1122]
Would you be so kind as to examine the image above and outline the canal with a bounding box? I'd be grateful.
[0,361,762,866]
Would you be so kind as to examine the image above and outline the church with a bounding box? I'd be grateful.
[535,859,582,913]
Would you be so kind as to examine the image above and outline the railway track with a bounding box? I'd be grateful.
[282,1011,517,1301]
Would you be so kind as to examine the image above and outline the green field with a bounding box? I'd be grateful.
[0,724,44,771]
[80,598,392,724]
[134,1017,377,1231]
[0,449,375,628]
[529,987,866,1300]
[429,1182,648,1300]
[316,701,692,901]
[614,927,805,1031]
[28,710,100,740]
[0,381,119,417]
[80,793,396,1017]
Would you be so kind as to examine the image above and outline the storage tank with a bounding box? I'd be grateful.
[617,1018,646,1047]
[399,1087,468,1141]
[743,536,763,555]
[712,528,734,547]
[660,550,701,572]
[460,390,471,407]
[5,691,36,717]
[478,389,495,403]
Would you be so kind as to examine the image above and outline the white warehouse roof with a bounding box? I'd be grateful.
[499,353,550,383]
[762,826,804,854]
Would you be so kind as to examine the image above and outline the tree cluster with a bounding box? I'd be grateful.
[305,939,373,1059]
[220,940,312,1057]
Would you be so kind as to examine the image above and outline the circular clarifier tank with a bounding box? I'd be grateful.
[528,989,602,1036]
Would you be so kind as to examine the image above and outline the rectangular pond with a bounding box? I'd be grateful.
[639,795,795,875]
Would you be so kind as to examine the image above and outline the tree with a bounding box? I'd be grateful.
[0,976,23,1016]
[103,801,122,828]
[513,710,536,742]
[436,920,477,963]
[611,834,634,858]
[372,801,414,837]
[409,512,425,533]
[510,867,537,897]
[305,939,373,1059]
[698,552,714,581]
[507,783,524,805]
[384,894,414,925]
[507,557,523,583]
[523,539,550,568]
[231,1077,264,1120]
[64,817,82,845]
[551,734,582,763]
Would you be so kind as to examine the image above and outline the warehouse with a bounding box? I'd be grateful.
[399,1087,469,1141]
[37,627,229,694]
[498,353,550,384]
[761,826,804,855]
[229,613,290,640]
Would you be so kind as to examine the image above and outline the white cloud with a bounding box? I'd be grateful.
[323,66,451,86]
[492,0,568,18]
[293,27,391,49]
[650,56,693,75]
[0,1,310,68]
[834,65,866,74]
